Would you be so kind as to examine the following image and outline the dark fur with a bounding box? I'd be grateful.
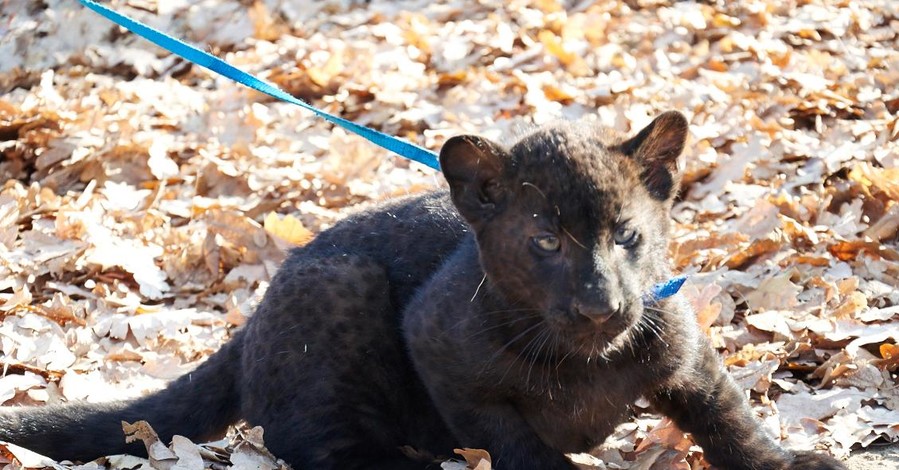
[0,112,845,470]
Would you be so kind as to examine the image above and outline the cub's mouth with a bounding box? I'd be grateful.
[544,305,645,357]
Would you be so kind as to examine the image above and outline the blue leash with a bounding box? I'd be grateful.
[78,0,440,170]
[645,275,687,304]
[77,0,686,302]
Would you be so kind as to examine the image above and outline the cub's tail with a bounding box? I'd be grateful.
[0,330,244,462]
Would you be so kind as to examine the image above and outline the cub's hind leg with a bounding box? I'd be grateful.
[238,254,449,469]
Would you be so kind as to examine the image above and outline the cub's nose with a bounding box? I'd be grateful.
[572,299,622,324]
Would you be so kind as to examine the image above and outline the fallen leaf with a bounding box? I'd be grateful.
[454,448,492,469]
[263,212,315,248]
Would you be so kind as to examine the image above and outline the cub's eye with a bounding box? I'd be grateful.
[531,234,561,252]
[614,227,638,247]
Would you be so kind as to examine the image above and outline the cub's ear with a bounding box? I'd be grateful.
[439,135,507,224]
[618,111,688,201]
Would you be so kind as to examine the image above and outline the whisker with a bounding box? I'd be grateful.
[497,321,548,385]
[517,329,545,387]
[642,306,676,325]
[470,273,488,302]
[550,331,564,390]
[635,308,671,349]
[480,307,545,315]
[480,320,546,374]
[446,306,542,334]
[627,323,638,357]
[525,328,553,388]
[562,226,587,250]
[555,344,575,372]
[521,182,547,200]
[461,314,543,340]
[644,310,677,329]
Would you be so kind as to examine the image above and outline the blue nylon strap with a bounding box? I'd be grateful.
[644,275,687,304]
[78,0,440,170]
[78,0,685,302]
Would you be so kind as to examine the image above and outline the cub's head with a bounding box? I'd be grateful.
[440,111,688,356]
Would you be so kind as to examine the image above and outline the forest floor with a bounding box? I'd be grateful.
[1,0,898,469]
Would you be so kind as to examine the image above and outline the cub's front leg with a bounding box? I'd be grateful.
[405,331,575,469]
[422,393,577,470]
[404,309,576,468]
[651,338,847,470]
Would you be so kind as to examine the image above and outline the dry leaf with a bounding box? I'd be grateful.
[263,212,315,247]
[454,448,492,469]
[0,442,56,468]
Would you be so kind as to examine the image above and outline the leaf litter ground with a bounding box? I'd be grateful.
[1,0,898,469]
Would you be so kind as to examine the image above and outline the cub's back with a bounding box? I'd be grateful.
[300,189,469,306]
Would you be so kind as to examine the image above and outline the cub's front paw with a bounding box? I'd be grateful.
[788,451,848,470]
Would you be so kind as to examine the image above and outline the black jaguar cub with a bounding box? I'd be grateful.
[1,111,845,470]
